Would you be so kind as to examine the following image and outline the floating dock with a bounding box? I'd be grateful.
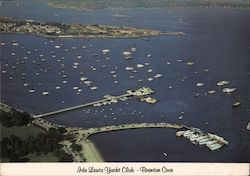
[176,129,229,151]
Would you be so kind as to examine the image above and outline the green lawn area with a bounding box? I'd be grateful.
[1,124,44,140]
[1,124,60,162]
[1,153,59,162]
[25,152,59,162]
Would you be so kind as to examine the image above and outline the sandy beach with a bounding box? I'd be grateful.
[82,139,104,162]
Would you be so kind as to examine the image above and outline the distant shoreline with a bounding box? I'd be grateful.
[0,17,185,40]
[0,32,184,41]
[52,6,250,10]
[47,2,250,12]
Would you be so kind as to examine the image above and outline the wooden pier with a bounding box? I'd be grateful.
[34,87,155,118]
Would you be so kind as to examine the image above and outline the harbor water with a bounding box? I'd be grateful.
[1,0,250,162]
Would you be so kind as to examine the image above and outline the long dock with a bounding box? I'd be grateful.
[34,87,155,118]
[34,93,133,118]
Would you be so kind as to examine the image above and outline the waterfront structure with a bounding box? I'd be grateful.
[34,87,157,118]
[0,102,229,162]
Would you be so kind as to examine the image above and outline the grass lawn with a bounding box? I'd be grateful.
[1,153,59,162]
[1,124,44,140]
[25,152,59,162]
[1,124,60,162]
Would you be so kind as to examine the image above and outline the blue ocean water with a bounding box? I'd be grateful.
[1,0,249,162]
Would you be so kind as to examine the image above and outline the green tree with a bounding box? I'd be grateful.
[71,143,82,152]
[58,127,67,134]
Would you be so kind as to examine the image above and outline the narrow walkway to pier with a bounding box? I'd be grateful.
[35,93,133,118]
[34,87,155,118]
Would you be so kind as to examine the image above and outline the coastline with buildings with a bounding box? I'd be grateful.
[0,17,185,39]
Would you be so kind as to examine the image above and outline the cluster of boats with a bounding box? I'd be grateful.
[93,94,129,107]
[122,47,136,59]
[93,87,157,107]
[1,39,166,100]
[176,129,228,151]
[140,96,157,104]
[127,87,154,97]
[80,76,98,90]
[125,62,163,82]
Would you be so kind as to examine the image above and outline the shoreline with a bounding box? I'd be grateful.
[47,4,250,11]
[0,102,104,162]
[1,102,229,161]
[0,31,184,41]
[82,139,104,162]
[0,17,185,41]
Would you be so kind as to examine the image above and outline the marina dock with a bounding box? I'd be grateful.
[34,87,156,118]
[68,122,228,151]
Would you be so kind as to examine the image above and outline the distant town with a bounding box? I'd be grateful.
[0,17,184,39]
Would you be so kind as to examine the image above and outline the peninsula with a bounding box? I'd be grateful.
[0,17,185,39]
